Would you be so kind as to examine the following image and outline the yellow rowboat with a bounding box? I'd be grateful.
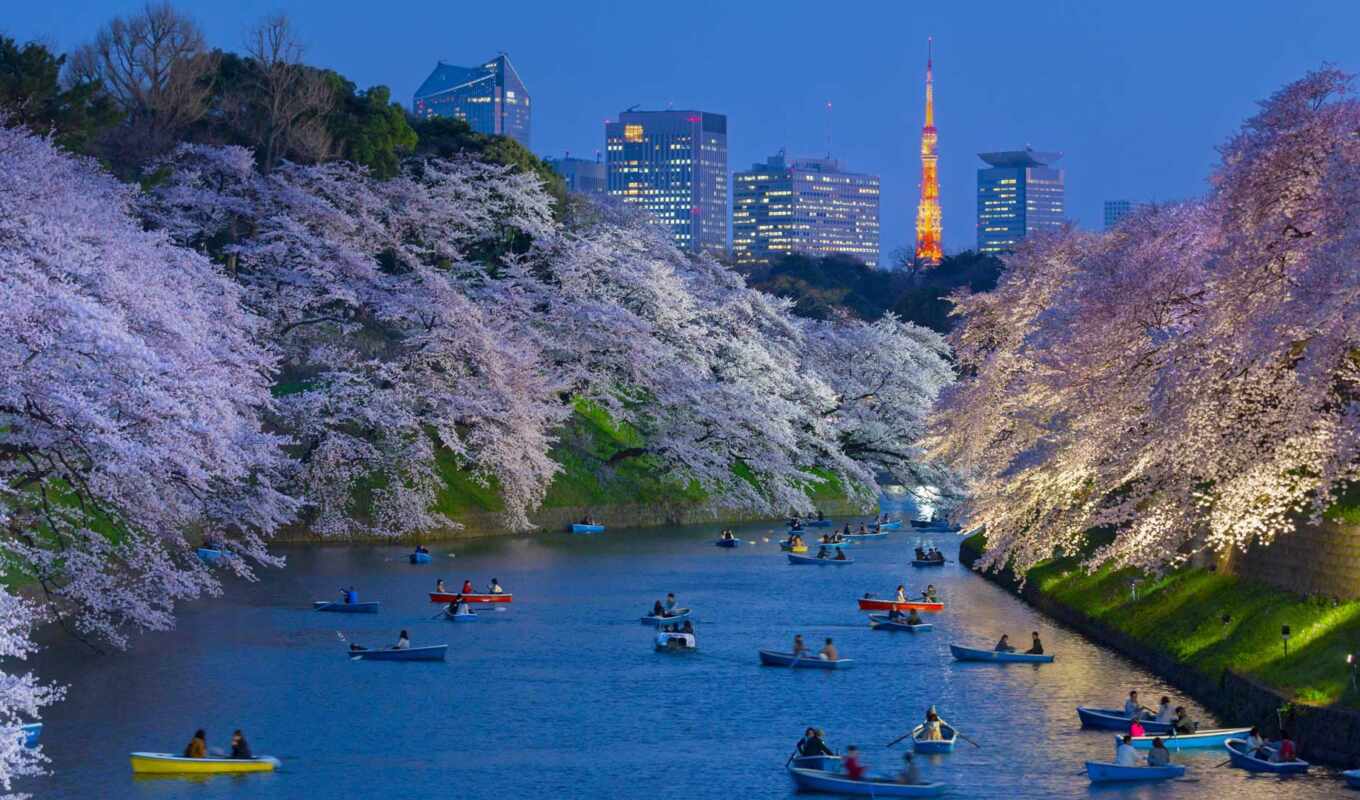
[779,542,809,553]
[129,752,279,774]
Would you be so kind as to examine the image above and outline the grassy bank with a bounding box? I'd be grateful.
[966,531,1360,708]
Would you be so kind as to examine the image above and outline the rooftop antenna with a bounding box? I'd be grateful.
[595,149,602,163]
[825,100,833,158]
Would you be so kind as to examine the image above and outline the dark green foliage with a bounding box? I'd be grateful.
[0,36,120,152]
[327,81,415,179]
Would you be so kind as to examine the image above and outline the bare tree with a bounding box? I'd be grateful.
[69,2,217,161]
[243,13,333,170]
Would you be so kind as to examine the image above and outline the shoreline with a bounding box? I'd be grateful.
[957,536,1360,767]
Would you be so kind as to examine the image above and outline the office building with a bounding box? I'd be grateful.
[976,147,1065,254]
[605,109,728,255]
[412,54,531,148]
[914,38,942,265]
[1104,200,1146,230]
[732,151,880,267]
[547,156,607,196]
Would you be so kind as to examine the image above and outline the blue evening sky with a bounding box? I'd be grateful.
[7,1,1358,259]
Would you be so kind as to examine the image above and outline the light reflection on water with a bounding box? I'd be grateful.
[27,522,1350,798]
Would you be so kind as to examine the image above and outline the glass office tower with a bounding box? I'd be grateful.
[412,54,531,148]
[605,109,728,255]
[976,148,1065,254]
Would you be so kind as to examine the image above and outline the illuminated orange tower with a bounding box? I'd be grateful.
[914,38,943,265]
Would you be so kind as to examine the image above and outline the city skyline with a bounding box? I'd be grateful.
[7,0,1360,259]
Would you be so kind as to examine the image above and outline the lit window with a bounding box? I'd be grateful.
[624,125,644,142]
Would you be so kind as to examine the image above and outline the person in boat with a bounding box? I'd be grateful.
[857,523,868,534]
[1273,730,1297,763]
[819,637,838,660]
[1114,734,1139,767]
[435,579,446,593]
[652,600,666,617]
[842,745,866,780]
[1129,718,1146,738]
[789,520,803,531]
[348,643,368,652]
[833,547,847,560]
[796,727,834,757]
[393,630,411,650]
[414,544,429,554]
[1154,696,1173,725]
[894,584,908,603]
[1123,691,1144,720]
[816,510,825,521]
[915,546,927,560]
[580,514,595,525]
[921,708,944,741]
[994,634,1016,652]
[342,587,358,604]
[841,524,852,536]
[184,729,207,759]
[887,607,905,621]
[1025,631,1044,655]
[1246,726,1267,758]
[664,593,677,612]
[681,620,694,634]
[906,608,924,625]
[896,751,921,785]
[1172,707,1195,734]
[921,585,939,602]
[816,546,830,559]
[793,634,809,656]
[449,594,469,616]
[489,578,504,594]
[230,730,252,759]
[1147,737,1171,767]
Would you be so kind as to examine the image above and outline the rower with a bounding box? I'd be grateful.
[1172,707,1195,734]
[1025,631,1044,655]
[921,585,938,602]
[793,634,809,656]
[834,547,847,560]
[230,730,252,759]
[393,630,410,650]
[1114,735,1138,767]
[489,578,504,594]
[652,600,666,617]
[1154,696,1172,724]
[665,593,677,612]
[888,607,905,621]
[1147,737,1171,767]
[435,579,446,593]
[894,584,908,602]
[796,727,834,757]
[449,593,469,615]
[1246,726,1267,758]
[819,637,838,660]
[994,634,1016,652]
[842,745,866,780]
[1123,691,1144,720]
[921,708,944,740]
[857,524,868,534]
[905,608,923,625]
[183,729,207,759]
[816,546,829,559]
[342,587,358,604]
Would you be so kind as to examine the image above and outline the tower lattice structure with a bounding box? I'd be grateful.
[914,38,943,266]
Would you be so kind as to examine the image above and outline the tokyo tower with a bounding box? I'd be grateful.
[914,38,943,265]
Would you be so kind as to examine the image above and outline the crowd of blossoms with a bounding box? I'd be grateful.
[0,120,952,789]
[933,69,1360,577]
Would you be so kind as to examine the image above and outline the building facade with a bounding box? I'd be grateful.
[412,54,531,148]
[605,109,728,255]
[976,148,1065,254]
[732,151,880,267]
[1103,199,1146,230]
[547,156,607,196]
[913,38,942,265]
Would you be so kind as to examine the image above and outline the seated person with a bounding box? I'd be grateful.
[842,745,866,780]
[1172,707,1195,734]
[834,548,847,560]
[906,608,924,625]
[994,634,1016,652]
[489,578,504,594]
[817,546,830,559]
[1146,738,1171,766]
[652,600,665,617]
[796,727,834,757]
[896,751,921,785]
[1025,631,1044,655]
[819,637,838,660]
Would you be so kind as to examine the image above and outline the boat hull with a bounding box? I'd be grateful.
[910,559,946,567]
[790,755,841,771]
[313,601,380,613]
[1084,762,1186,783]
[196,548,222,564]
[570,523,605,533]
[787,554,853,565]
[779,542,808,553]
[1077,707,1173,734]
[348,645,447,662]
[843,532,888,540]
[857,598,944,614]
[758,650,853,669]
[641,608,691,626]
[868,615,932,632]
[429,592,512,604]
[714,539,740,548]
[787,767,945,797]
[654,632,696,652]
[1224,739,1309,773]
[129,753,278,774]
[950,644,1053,663]
[911,723,957,753]
[1118,728,1252,750]
[408,552,431,564]
[1344,768,1360,788]
[445,610,477,622]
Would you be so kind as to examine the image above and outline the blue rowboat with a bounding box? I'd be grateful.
[714,538,741,548]
[787,553,854,566]
[843,531,888,540]
[758,650,853,669]
[347,644,447,662]
[868,615,932,633]
[196,547,222,564]
[20,723,41,747]
[445,609,478,622]
[640,608,690,626]
[408,552,432,564]
[1077,707,1173,734]
[950,644,1054,663]
[787,767,946,797]
[790,754,841,771]
[912,723,957,753]
[313,600,380,613]
[1117,727,1251,750]
[1344,768,1360,788]
[571,523,605,533]
[1085,762,1186,783]
[1224,739,1308,773]
[876,520,902,530]
[789,520,832,528]
[911,558,946,567]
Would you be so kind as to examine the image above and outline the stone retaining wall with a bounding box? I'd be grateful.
[1222,519,1360,601]
[959,536,1360,766]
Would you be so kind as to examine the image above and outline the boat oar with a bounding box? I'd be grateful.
[1213,758,1232,768]
[885,729,915,747]
[955,731,981,748]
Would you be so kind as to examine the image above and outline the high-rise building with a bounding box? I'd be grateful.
[732,151,880,267]
[913,38,942,265]
[976,147,1065,254]
[605,109,728,255]
[547,156,607,196]
[1103,199,1146,230]
[412,54,531,148]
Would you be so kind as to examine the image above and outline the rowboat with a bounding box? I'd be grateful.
[445,608,477,622]
[875,520,902,530]
[409,552,432,564]
[1116,728,1252,750]
[196,547,222,564]
[348,645,447,662]
[640,608,691,626]
[1084,762,1186,783]
[313,600,380,613]
[1344,768,1360,788]
[911,722,957,753]
[758,650,853,669]
[787,767,945,797]
[1223,738,1309,773]
[857,598,944,613]
[428,592,512,604]
[779,542,809,553]
[790,755,841,771]
[789,519,832,528]
[129,752,280,774]
[571,523,605,533]
[655,632,696,652]
[869,615,932,633]
[911,559,946,567]
[20,723,41,747]
[714,538,741,548]
[787,553,853,565]
[843,531,888,540]
[949,644,1054,663]
[1077,707,1173,734]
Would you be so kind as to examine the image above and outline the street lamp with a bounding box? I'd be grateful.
[1281,625,1291,658]
[1349,653,1358,692]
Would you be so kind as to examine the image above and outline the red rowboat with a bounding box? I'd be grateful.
[429,592,513,604]
[857,598,943,613]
